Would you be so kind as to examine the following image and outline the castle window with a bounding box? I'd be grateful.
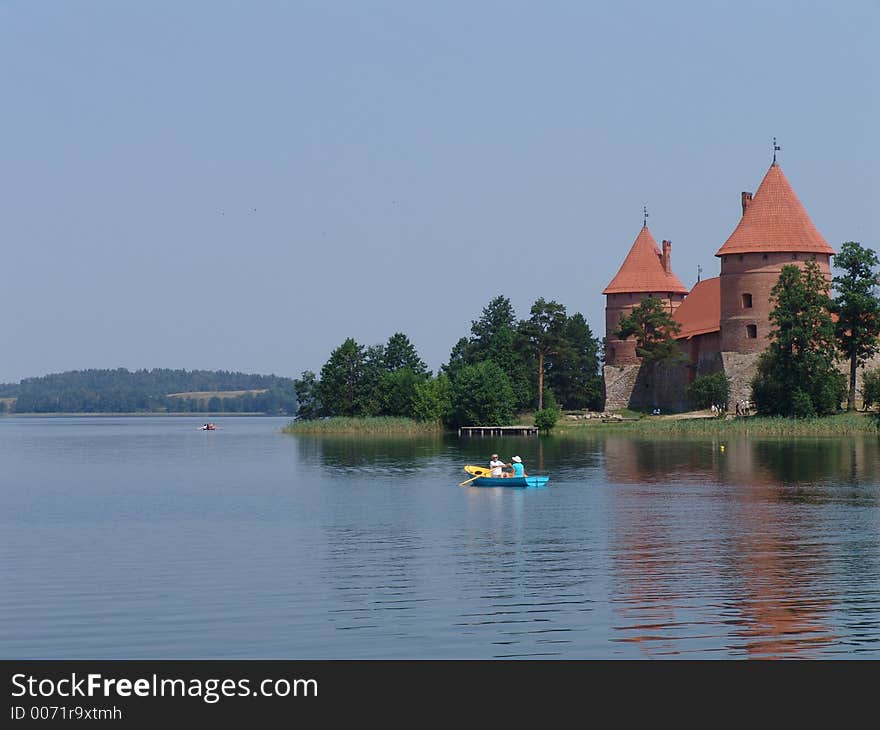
[746,324,757,339]
[792,253,798,260]
[763,254,768,260]
[741,293,753,309]
[738,255,743,262]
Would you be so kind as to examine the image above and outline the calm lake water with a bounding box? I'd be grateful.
[2,415,879,659]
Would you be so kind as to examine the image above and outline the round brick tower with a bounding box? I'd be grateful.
[603,225,688,366]
[715,163,834,353]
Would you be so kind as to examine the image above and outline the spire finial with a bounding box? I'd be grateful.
[697,264,703,283]
[772,136,781,164]
[643,205,649,228]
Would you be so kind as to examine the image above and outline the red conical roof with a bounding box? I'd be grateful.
[603,225,689,295]
[715,163,834,256]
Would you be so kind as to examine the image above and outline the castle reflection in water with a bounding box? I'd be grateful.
[604,436,880,657]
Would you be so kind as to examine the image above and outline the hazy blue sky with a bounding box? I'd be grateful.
[2,0,878,383]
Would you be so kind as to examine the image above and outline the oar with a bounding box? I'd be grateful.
[459,473,484,486]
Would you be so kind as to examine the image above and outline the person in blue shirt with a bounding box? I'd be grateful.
[508,455,526,478]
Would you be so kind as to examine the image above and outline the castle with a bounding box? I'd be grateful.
[603,159,838,411]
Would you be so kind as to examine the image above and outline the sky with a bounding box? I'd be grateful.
[2,0,878,383]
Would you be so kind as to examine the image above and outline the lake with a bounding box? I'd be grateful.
[2,416,879,659]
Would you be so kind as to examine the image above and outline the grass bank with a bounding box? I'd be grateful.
[282,416,444,436]
[554,411,880,437]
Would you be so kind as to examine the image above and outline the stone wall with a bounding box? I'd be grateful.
[839,352,880,410]
[719,351,762,407]
[634,359,690,411]
[603,359,690,412]
[603,363,641,411]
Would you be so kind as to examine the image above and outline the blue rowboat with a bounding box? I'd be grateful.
[469,475,549,488]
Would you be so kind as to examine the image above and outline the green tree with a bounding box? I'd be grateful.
[379,368,422,417]
[861,369,880,411]
[317,338,367,416]
[413,374,452,423]
[831,242,880,410]
[440,337,475,382]
[547,312,603,410]
[751,261,844,416]
[687,372,731,410]
[449,361,515,427]
[442,296,534,411]
[293,370,322,420]
[614,297,682,363]
[473,296,533,408]
[534,408,559,433]
[358,344,386,416]
[383,332,428,376]
[534,387,560,433]
[486,324,533,411]
[518,298,568,411]
[470,295,518,353]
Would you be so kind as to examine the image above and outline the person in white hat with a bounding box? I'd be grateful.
[489,453,505,478]
[508,455,526,478]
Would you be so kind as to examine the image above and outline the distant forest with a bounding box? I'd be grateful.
[0,368,297,414]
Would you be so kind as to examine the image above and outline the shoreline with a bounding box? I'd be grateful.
[281,411,880,438]
[554,410,879,437]
[0,412,282,418]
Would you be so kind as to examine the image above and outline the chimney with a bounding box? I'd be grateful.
[741,191,753,216]
[661,240,672,274]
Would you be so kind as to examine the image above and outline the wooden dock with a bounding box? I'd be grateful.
[458,425,538,437]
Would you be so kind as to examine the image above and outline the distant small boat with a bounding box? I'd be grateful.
[199,423,218,431]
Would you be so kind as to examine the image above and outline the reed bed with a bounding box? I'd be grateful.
[285,413,878,437]
[555,411,879,437]
[283,416,444,436]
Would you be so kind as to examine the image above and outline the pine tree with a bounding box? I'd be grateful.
[831,242,880,410]
[518,298,568,411]
[317,338,366,416]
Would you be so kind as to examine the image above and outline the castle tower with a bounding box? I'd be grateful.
[715,162,834,353]
[603,225,688,366]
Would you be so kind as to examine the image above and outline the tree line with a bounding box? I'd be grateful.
[614,241,880,417]
[0,368,297,414]
[294,296,603,427]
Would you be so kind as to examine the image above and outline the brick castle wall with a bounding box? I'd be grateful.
[719,252,832,352]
